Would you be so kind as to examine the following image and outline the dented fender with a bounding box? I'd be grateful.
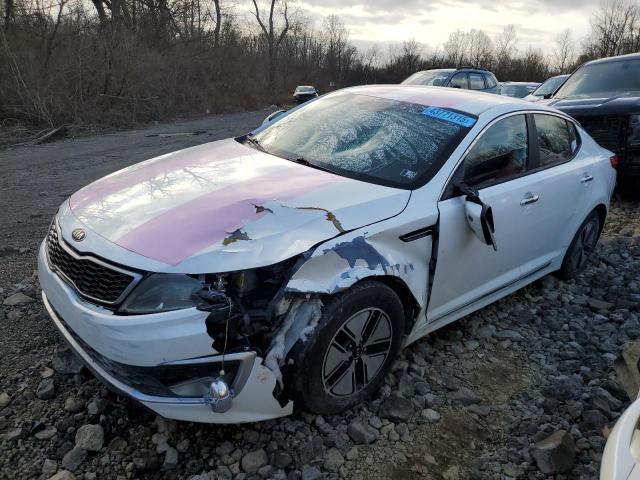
[286,222,433,321]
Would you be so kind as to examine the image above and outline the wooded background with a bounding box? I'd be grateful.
[2,0,640,137]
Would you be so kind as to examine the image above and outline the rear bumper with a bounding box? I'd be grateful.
[39,242,292,423]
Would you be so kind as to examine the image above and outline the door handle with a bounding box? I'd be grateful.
[520,193,539,205]
[580,174,594,183]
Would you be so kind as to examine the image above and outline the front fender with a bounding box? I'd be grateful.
[286,224,432,311]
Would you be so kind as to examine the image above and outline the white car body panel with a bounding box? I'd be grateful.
[37,86,616,423]
[602,396,640,480]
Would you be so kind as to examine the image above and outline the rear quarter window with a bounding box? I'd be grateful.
[485,75,498,88]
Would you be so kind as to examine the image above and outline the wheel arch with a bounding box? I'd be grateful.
[593,203,608,236]
[349,275,421,336]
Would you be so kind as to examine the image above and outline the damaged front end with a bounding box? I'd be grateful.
[180,255,324,411]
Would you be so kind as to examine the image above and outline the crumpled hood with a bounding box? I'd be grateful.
[546,94,640,117]
[68,139,410,272]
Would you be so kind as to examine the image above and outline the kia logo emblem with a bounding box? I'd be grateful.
[71,228,86,242]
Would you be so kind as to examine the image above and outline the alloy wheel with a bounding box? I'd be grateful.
[322,307,393,397]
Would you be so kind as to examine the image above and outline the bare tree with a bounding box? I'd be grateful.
[495,24,517,66]
[553,28,575,73]
[585,0,638,58]
[251,0,292,88]
[467,29,493,67]
[443,30,469,66]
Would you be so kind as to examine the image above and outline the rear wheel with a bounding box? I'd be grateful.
[558,210,601,280]
[285,281,405,414]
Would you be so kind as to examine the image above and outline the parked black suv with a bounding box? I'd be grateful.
[402,67,500,94]
[547,53,640,189]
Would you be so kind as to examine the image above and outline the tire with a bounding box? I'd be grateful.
[557,210,601,280]
[285,281,405,414]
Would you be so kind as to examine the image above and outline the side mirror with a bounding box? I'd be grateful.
[457,183,497,251]
[262,109,286,126]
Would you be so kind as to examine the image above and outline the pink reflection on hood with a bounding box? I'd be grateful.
[70,140,251,212]
[115,164,346,265]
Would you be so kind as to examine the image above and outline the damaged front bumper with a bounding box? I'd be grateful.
[38,242,292,423]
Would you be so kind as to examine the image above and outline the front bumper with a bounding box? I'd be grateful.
[38,242,292,423]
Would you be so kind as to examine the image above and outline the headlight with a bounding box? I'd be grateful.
[628,114,640,147]
[119,274,205,314]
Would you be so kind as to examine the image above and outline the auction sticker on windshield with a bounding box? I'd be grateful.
[422,107,476,128]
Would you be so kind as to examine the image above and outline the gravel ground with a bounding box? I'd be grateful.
[0,111,639,480]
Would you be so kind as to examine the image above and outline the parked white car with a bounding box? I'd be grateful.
[38,85,616,423]
[602,393,640,479]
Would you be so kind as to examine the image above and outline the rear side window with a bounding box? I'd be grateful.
[450,73,468,89]
[533,114,577,167]
[469,73,485,90]
[485,74,498,88]
[463,115,528,187]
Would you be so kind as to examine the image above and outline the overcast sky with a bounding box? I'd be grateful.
[298,0,596,55]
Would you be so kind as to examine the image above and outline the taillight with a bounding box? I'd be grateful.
[610,155,619,169]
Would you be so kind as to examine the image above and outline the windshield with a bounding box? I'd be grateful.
[402,70,453,86]
[554,59,640,99]
[532,76,567,97]
[501,85,530,98]
[249,91,473,188]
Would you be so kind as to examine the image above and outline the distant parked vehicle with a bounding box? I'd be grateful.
[545,52,640,191]
[524,74,569,102]
[500,82,541,98]
[293,86,318,104]
[402,67,500,94]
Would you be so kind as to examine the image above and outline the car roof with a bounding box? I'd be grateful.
[584,52,640,65]
[344,84,530,116]
[415,69,455,74]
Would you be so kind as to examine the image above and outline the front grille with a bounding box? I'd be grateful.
[574,115,628,153]
[46,223,137,305]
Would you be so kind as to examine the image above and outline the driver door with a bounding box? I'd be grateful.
[427,114,543,322]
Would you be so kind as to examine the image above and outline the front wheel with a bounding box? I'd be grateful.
[285,281,405,414]
[558,210,601,280]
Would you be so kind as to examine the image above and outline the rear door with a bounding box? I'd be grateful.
[519,113,590,265]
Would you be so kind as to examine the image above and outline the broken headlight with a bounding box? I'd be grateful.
[119,274,205,314]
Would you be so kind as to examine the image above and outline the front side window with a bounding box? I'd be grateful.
[553,59,640,99]
[250,91,474,188]
[469,73,485,90]
[463,115,528,187]
[534,114,577,167]
[449,73,468,89]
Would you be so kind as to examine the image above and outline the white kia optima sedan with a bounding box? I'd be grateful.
[38,85,616,423]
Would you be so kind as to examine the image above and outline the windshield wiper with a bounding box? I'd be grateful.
[287,156,337,175]
[244,135,267,153]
